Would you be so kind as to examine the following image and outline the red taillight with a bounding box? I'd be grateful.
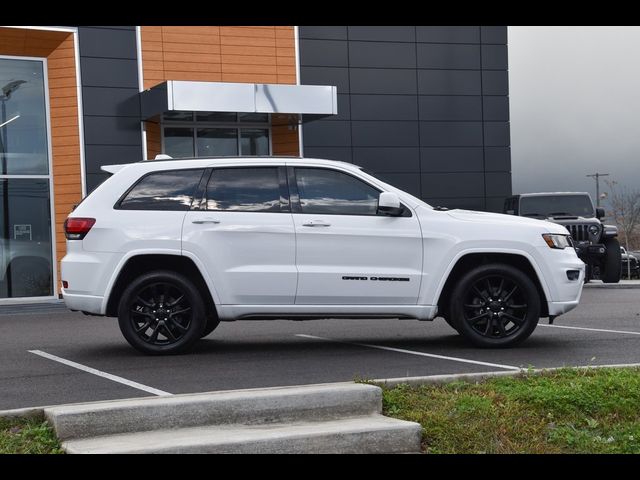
[64,217,96,240]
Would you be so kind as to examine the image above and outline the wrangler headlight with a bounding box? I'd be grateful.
[542,233,573,249]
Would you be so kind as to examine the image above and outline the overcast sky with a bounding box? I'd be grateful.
[508,26,640,202]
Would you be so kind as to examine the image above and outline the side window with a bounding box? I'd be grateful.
[206,167,282,213]
[295,168,380,216]
[118,169,205,211]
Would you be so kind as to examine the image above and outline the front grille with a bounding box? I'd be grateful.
[568,224,590,242]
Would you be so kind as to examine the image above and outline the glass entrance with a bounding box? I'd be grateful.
[0,56,54,299]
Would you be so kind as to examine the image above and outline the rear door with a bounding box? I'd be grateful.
[182,165,297,305]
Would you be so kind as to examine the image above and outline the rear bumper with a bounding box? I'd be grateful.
[61,290,105,315]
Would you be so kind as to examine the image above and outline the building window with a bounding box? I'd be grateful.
[162,112,271,158]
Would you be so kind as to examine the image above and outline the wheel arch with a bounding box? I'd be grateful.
[436,252,550,319]
[105,254,218,319]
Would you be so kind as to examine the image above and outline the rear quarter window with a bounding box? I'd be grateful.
[117,168,206,211]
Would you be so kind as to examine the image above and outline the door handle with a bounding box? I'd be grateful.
[302,220,331,227]
[192,219,221,224]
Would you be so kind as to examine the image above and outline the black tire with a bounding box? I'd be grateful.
[201,315,221,338]
[9,258,52,297]
[601,238,621,283]
[443,316,461,334]
[448,263,541,348]
[117,270,207,355]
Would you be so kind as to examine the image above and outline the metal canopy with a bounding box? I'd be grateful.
[140,81,338,121]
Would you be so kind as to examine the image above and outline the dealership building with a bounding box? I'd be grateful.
[0,25,511,302]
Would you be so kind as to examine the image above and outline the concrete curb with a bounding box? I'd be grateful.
[584,281,640,289]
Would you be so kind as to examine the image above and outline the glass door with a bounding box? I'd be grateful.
[0,56,55,299]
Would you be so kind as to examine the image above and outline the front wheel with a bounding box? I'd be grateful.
[117,271,206,355]
[448,264,541,348]
[600,238,621,283]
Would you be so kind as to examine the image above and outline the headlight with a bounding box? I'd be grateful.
[588,224,600,236]
[542,233,573,249]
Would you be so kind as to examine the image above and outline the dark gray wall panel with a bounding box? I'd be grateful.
[303,146,353,163]
[485,172,511,197]
[348,26,416,42]
[421,147,484,172]
[481,44,508,70]
[83,116,142,146]
[299,39,348,67]
[416,26,480,44]
[352,147,420,172]
[417,70,481,95]
[482,96,509,121]
[419,96,482,121]
[416,44,480,70]
[82,87,140,117]
[80,57,138,88]
[484,122,510,147]
[84,145,144,174]
[485,146,511,172]
[351,121,419,147]
[481,26,508,44]
[299,25,511,211]
[78,28,137,59]
[422,172,485,198]
[485,196,507,212]
[302,121,352,147]
[349,41,416,69]
[375,173,421,196]
[482,70,509,95]
[299,26,348,40]
[300,66,350,93]
[350,68,417,94]
[86,173,112,194]
[351,95,418,121]
[420,122,483,147]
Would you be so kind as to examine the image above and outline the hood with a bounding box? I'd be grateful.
[445,209,568,234]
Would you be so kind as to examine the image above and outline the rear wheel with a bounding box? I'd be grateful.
[601,238,621,283]
[117,270,206,355]
[449,264,541,348]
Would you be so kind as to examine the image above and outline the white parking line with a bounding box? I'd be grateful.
[28,350,172,396]
[295,334,521,371]
[539,324,640,336]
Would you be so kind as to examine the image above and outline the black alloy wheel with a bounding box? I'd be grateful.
[118,271,206,355]
[449,264,541,348]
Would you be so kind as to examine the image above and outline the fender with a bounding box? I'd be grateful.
[427,247,553,307]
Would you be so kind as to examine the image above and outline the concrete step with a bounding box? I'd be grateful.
[45,383,382,441]
[62,415,422,454]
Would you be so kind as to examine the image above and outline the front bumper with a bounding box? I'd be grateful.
[537,246,585,317]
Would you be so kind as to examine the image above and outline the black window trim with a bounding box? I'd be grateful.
[200,165,290,214]
[288,166,412,218]
[114,167,208,211]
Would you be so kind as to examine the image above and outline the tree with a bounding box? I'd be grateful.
[604,180,640,278]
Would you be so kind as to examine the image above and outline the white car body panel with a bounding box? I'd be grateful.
[61,157,585,324]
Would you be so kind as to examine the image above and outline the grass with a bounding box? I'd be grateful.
[0,416,63,454]
[379,367,640,453]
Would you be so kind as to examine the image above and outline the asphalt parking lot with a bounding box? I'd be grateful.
[1,286,639,410]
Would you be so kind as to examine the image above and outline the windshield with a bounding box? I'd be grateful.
[519,195,594,218]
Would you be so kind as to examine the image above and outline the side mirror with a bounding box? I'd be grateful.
[378,192,403,216]
[596,207,605,219]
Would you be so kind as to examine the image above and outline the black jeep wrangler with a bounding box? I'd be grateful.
[504,192,621,283]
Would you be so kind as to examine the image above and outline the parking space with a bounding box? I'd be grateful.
[1,287,639,410]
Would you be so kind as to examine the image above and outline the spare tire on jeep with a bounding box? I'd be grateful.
[601,238,622,283]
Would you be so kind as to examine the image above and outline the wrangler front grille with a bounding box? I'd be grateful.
[568,224,590,242]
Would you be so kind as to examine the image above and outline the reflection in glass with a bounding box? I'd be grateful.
[197,128,238,156]
[239,113,268,123]
[162,111,193,122]
[240,129,269,156]
[196,112,237,123]
[0,179,53,298]
[119,169,205,211]
[296,168,379,215]
[164,128,194,158]
[0,58,48,175]
[206,168,281,212]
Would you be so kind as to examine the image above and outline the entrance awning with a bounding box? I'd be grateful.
[140,81,337,121]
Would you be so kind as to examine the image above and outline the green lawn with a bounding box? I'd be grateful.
[380,367,640,454]
[0,416,62,454]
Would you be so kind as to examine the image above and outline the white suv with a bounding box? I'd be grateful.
[61,157,585,355]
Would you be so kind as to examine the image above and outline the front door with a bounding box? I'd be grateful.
[182,165,296,305]
[290,166,423,305]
